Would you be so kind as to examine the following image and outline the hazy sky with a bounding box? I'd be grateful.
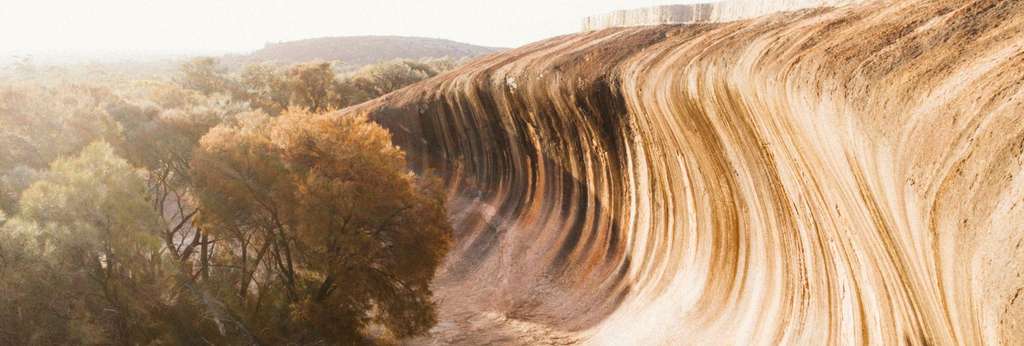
[0,0,697,57]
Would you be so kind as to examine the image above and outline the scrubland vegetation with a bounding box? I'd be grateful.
[0,57,456,344]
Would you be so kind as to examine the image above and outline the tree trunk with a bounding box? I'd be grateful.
[200,231,210,280]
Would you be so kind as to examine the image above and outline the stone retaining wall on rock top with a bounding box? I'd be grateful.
[582,0,861,30]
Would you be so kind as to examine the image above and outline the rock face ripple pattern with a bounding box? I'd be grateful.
[345,0,1024,344]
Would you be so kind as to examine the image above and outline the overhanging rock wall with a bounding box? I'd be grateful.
[582,0,861,30]
[353,0,1024,344]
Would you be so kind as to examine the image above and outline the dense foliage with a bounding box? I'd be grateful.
[0,57,454,344]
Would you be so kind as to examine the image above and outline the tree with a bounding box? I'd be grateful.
[107,86,272,344]
[0,142,171,344]
[178,57,234,96]
[232,58,463,115]
[285,62,340,113]
[0,54,463,345]
[0,86,119,214]
[239,63,291,116]
[191,110,452,343]
[421,57,460,74]
[348,60,438,97]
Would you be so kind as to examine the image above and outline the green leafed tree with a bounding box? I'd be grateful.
[178,57,235,96]
[239,63,292,116]
[285,62,341,113]
[0,86,120,214]
[0,142,171,344]
[346,59,440,98]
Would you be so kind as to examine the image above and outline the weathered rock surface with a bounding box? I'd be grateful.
[344,0,1024,344]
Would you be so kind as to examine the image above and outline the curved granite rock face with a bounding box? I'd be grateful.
[346,0,1024,344]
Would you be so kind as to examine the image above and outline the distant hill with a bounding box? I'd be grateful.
[225,36,504,67]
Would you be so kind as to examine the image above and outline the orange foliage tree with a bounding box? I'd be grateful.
[191,110,452,343]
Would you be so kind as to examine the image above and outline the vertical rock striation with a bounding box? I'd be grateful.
[346,0,1024,344]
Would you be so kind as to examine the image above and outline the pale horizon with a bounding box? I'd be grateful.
[1,0,697,60]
